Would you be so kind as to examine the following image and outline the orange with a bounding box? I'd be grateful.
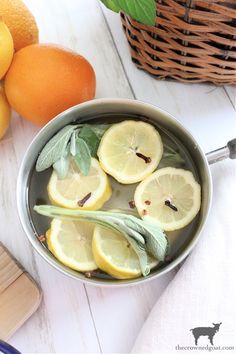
[0,0,38,51]
[4,44,96,126]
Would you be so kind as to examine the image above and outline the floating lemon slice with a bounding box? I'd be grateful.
[97,120,163,184]
[92,224,158,279]
[47,218,97,272]
[47,158,112,210]
[134,167,201,231]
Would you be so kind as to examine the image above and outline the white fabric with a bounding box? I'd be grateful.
[132,161,236,354]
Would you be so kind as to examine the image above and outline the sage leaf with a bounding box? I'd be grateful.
[124,217,168,261]
[100,0,156,26]
[70,131,77,156]
[114,222,150,276]
[79,126,100,157]
[125,237,150,276]
[160,144,185,168]
[74,138,91,175]
[110,217,145,245]
[137,220,168,261]
[91,124,110,139]
[36,125,76,172]
[53,156,70,179]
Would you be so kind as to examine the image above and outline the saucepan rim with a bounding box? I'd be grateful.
[17,98,212,287]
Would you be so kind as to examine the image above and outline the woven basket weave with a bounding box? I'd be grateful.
[120,0,236,85]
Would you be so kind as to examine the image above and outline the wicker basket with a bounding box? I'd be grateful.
[120,0,236,85]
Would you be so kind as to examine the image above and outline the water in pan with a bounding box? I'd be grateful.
[27,113,201,280]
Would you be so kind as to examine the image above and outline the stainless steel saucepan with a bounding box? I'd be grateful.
[17,99,236,286]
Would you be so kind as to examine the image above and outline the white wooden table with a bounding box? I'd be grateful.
[1,0,235,353]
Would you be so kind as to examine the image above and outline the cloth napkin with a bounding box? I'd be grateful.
[132,160,236,353]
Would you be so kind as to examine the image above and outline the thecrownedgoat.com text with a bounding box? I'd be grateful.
[175,345,234,352]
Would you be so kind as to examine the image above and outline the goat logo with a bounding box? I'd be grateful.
[190,323,222,346]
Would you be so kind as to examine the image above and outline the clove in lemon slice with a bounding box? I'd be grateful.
[97,120,163,184]
[47,158,112,210]
[134,167,201,231]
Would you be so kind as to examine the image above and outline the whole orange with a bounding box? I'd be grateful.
[5,44,96,126]
[0,0,39,51]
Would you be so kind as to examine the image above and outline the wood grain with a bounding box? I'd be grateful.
[0,246,41,341]
[0,244,23,294]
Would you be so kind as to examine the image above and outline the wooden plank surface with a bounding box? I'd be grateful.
[0,246,41,341]
[0,0,234,353]
[0,244,23,294]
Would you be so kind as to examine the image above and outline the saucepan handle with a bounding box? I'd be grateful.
[0,340,21,354]
[206,138,236,165]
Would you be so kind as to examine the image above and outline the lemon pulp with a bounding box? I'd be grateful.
[47,158,111,210]
[47,218,97,272]
[134,167,201,231]
[97,120,163,184]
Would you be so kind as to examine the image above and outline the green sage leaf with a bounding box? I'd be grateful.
[36,125,76,172]
[124,217,168,261]
[137,220,168,261]
[70,131,77,156]
[160,144,185,168]
[74,138,91,175]
[91,124,110,139]
[79,126,100,157]
[125,237,150,276]
[53,156,70,179]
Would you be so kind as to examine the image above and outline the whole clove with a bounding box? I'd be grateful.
[78,192,92,207]
[136,152,151,163]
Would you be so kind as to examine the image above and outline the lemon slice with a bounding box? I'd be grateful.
[92,225,158,279]
[47,218,97,272]
[134,167,201,231]
[97,120,163,184]
[48,158,112,210]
